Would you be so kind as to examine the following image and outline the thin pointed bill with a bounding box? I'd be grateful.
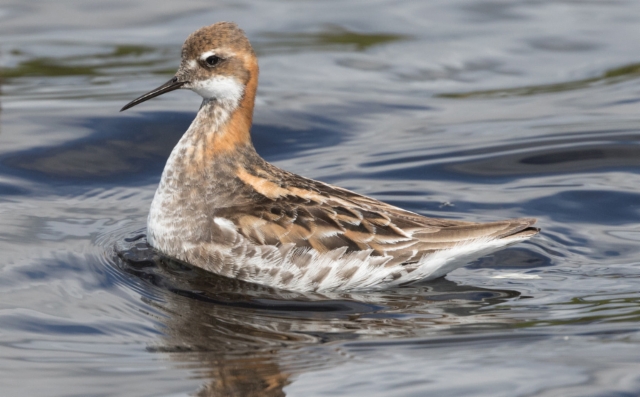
[120,77,186,111]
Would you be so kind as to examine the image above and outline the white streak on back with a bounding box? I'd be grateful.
[214,217,236,231]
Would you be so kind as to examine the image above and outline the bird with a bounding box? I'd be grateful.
[120,22,539,292]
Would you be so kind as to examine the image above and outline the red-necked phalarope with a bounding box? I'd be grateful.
[121,22,539,291]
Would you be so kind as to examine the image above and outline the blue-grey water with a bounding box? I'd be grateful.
[2,1,640,396]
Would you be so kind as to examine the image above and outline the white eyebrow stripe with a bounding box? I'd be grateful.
[200,50,235,61]
[200,50,217,61]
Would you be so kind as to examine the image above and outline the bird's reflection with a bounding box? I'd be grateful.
[116,236,522,396]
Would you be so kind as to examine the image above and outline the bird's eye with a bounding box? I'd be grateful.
[205,55,222,67]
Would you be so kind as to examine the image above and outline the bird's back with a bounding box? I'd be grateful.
[162,153,540,291]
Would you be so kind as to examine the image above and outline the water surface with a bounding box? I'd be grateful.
[1,1,640,396]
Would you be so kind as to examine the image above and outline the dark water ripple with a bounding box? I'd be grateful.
[363,129,640,182]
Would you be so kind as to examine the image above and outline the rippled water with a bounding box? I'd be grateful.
[2,1,640,396]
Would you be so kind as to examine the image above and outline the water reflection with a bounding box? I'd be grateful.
[1,45,162,78]
[259,26,410,53]
[115,234,523,395]
[438,62,640,98]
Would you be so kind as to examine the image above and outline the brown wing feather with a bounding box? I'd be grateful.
[221,163,538,261]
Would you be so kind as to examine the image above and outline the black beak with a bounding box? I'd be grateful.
[120,77,186,111]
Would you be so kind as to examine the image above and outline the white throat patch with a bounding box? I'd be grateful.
[189,75,244,107]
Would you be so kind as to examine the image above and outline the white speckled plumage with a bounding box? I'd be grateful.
[122,22,540,292]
